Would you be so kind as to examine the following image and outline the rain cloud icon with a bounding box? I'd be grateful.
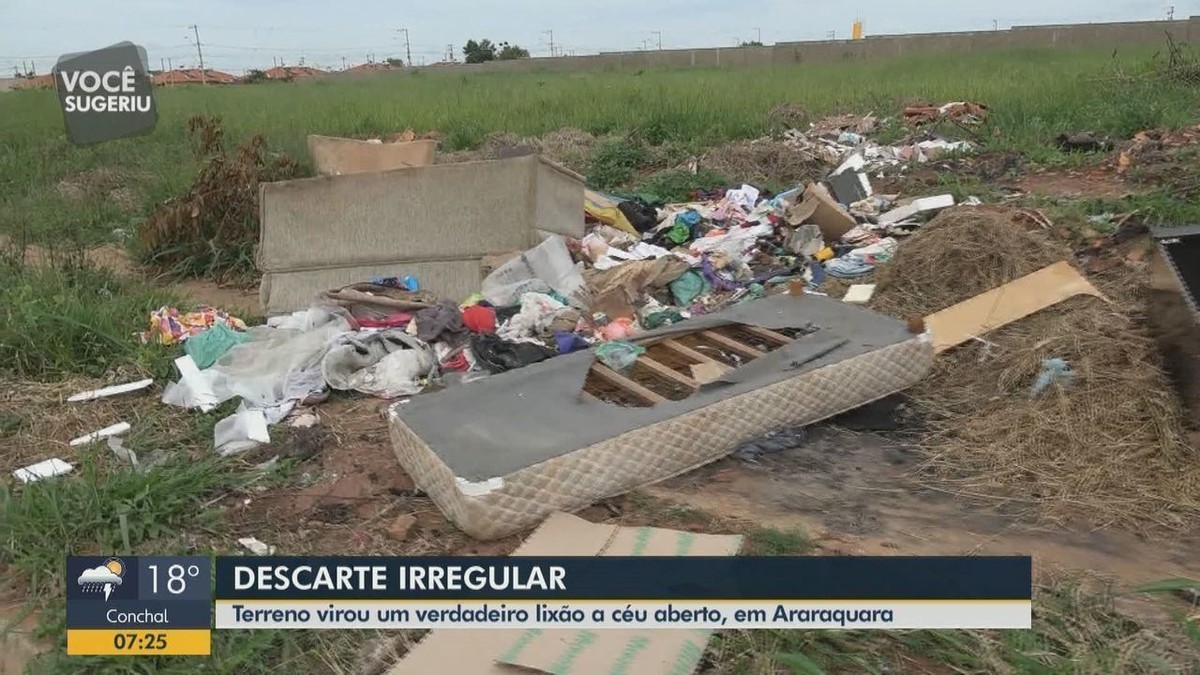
[77,558,125,602]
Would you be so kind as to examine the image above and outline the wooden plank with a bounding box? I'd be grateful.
[659,339,733,373]
[589,364,666,405]
[579,390,601,402]
[738,324,794,346]
[699,330,765,359]
[636,355,698,390]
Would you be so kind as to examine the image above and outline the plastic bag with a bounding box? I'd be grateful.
[594,340,645,371]
[481,235,588,308]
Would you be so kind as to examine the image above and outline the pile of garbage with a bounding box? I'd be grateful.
[128,111,973,454]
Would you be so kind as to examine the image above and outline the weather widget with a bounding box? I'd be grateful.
[66,556,212,655]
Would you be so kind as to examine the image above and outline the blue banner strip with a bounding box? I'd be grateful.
[214,556,1031,600]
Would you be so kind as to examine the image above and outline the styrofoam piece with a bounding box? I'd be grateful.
[878,193,955,224]
[214,409,271,457]
[14,458,73,483]
[67,378,153,402]
[69,422,131,447]
[843,284,877,304]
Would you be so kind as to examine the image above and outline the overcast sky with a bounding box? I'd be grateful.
[1,0,1195,75]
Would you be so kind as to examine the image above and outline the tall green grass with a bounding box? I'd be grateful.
[1,46,1196,246]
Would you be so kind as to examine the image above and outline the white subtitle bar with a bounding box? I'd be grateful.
[215,600,1031,630]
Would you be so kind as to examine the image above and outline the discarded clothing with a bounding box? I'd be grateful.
[412,300,467,346]
[357,312,413,329]
[470,333,557,374]
[461,304,497,333]
[498,293,570,341]
[322,329,436,398]
[824,257,874,278]
[143,305,247,346]
[185,323,251,369]
[595,341,645,371]
[554,331,590,354]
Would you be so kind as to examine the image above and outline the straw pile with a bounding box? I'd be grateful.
[873,206,1200,528]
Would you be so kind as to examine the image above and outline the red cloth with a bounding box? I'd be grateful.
[357,312,413,329]
[461,305,496,333]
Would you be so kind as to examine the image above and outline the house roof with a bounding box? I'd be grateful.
[345,61,399,72]
[13,74,54,90]
[263,66,325,79]
[153,69,238,85]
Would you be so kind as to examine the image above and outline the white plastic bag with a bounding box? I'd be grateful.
[481,235,588,308]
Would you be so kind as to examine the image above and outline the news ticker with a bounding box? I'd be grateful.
[67,555,1032,655]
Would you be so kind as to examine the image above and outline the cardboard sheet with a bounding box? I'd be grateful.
[307,135,436,176]
[925,261,1105,353]
[786,183,857,243]
[387,513,742,675]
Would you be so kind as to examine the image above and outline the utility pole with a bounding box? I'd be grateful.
[187,24,206,84]
[652,30,662,50]
[754,27,761,43]
[543,30,555,57]
[992,19,998,31]
[397,28,412,66]
[341,56,347,70]
[1168,5,1175,20]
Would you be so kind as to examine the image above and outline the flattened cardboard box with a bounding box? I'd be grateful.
[388,513,742,675]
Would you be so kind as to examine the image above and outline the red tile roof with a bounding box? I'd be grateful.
[13,74,54,90]
[153,69,238,85]
[345,62,399,73]
[263,66,325,80]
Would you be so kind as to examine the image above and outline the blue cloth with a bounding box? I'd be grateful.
[824,257,874,278]
[554,331,590,354]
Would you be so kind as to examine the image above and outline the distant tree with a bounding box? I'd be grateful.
[740,40,764,47]
[497,42,530,60]
[385,57,404,67]
[462,39,497,64]
[242,69,268,84]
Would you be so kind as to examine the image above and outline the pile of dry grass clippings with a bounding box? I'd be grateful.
[871,206,1070,319]
[873,206,1200,529]
[699,137,829,187]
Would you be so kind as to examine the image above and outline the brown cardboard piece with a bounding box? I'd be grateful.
[689,362,727,385]
[925,261,1106,353]
[785,183,857,243]
[307,134,436,176]
[387,513,742,675]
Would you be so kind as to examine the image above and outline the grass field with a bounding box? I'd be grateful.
[2,46,1199,673]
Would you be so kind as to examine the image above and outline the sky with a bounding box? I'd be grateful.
[1,0,1195,75]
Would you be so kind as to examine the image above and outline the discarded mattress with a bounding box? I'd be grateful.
[257,155,585,315]
[388,293,934,539]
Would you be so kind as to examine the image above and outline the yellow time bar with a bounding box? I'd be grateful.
[67,629,211,655]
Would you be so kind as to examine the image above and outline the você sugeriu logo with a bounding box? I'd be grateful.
[54,42,158,145]
[58,67,153,113]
